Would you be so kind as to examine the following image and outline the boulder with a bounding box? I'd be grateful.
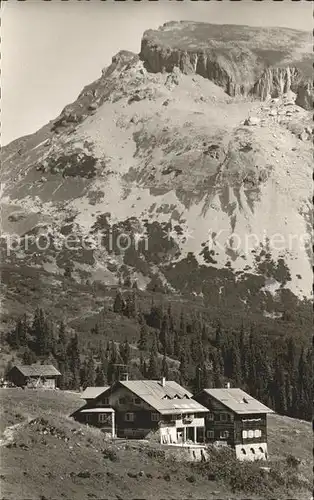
[244,116,260,126]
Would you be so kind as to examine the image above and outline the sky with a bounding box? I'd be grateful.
[1,0,312,146]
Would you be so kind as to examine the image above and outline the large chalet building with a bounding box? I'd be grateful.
[194,387,274,461]
[72,377,208,444]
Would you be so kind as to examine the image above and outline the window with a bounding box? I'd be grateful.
[151,412,160,422]
[206,430,214,439]
[98,413,109,423]
[220,413,228,422]
[103,397,109,405]
[133,397,141,405]
[119,397,126,404]
[220,430,229,439]
[254,429,261,438]
[207,413,214,421]
[242,430,248,439]
[85,414,92,422]
[124,412,135,422]
[248,430,254,438]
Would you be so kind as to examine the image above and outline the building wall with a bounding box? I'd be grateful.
[195,392,236,446]
[81,385,206,443]
[234,414,267,446]
[7,367,26,387]
[194,392,267,449]
[75,411,114,434]
[26,377,56,389]
[7,368,57,389]
[235,442,268,461]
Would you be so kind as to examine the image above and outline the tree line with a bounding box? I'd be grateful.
[6,290,312,422]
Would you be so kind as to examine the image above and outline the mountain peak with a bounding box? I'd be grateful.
[140,22,312,109]
[1,22,312,331]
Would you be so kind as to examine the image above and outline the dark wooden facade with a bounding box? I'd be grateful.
[7,366,58,389]
[73,382,207,443]
[98,384,160,438]
[194,391,267,448]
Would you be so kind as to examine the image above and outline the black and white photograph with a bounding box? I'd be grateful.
[0,0,312,499]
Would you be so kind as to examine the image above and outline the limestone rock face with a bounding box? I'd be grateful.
[140,22,312,109]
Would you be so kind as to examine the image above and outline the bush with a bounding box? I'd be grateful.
[77,471,91,478]
[286,454,301,468]
[146,448,166,460]
[195,447,309,496]
[186,475,196,483]
[102,447,119,462]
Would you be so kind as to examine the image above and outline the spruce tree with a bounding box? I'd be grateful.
[139,351,146,377]
[179,352,188,386]
[173,329,181,359]
[22,348,37,365]
[215,320,222,347]
[159,314,169,355]
[107,341,120,384]
[32,308,47,355]
[212,349,223,388]
[161,355,169,379]
[147,336,159,379]
[179,311,187,338]
[138,313,149,352]
[84,353,96,388]
[67,334,81,390]
[271,357,287,414]
[96,366,106,386]
[120,339,130,366]
[230,340,241,386]
[113,290,125,314]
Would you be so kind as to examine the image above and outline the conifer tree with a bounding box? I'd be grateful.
[107,341,120,383]
[215,320,222,347]
[147,336,159,379]
[84,353,96,388]
[95,365,106,386]
[212,349,223,388]
[138,313,149,352]
[179,352,188,386]
[124,275,132,288]
[32,308,47,355]
[159,314,169,355]
[22,348,37,365]
[67,334,81,390]
[161,355,169,379]
[120,339,130,366]
[113,290,125,313]
[271,357,287,414]
[139,351,146,377]
[173,329,181,359]
[230,341,241,386]
[179,311,187,338]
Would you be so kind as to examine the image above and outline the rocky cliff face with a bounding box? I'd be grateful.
[140,22,312,109]
[0,23,312,328]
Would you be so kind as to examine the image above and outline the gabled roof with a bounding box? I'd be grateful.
[13,364,61,377]
[118,380,208,415]
[201,388,274,415]
[81,386,110,400]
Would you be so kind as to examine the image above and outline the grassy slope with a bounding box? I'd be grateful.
[0,389,311,500]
